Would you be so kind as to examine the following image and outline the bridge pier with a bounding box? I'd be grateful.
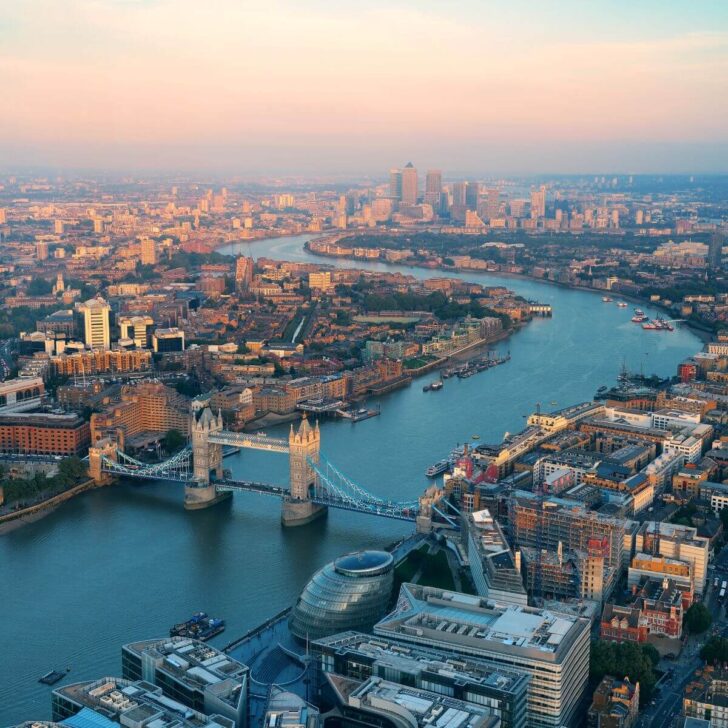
[187,406,228,510]
[89,438,118,485]
[184,482,231,510]
[282,415,327,527]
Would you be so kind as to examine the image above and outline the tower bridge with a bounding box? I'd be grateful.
[88,406,432,527]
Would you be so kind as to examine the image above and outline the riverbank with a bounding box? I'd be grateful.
[0,478,99,534]
[303,243,715,345]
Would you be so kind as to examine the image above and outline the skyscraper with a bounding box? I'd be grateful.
[424,169,442,209]
[709,231,725,270]
[401,162,418,205]
[78,297,111,350]
[484,188,501,220]
[465,181,479,211]
[530,185,546,219]
[452,181,467,207]
[389,168,403,200]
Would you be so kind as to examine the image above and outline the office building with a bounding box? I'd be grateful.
[51,677,235,728]
[635,522,710,594]
[36,240,49,260]
[375,584,591,728]
[0,412,90,455]
[483,189,501,220]
[264,687,319,728]
[466,509,528,606]
[122,637,248,727]
[139,237,157,265]
[708,231,724,270]
[389,169,403,201]
[401,163,418,205]
[77,297,111,350]
[530,186,546,219]
[325,675,501,728]
[152,327,185,353]
[119,315,154,348]
[312,632,529,728]
[424,170,442,209]
[465,182,479,211]
[290,551,394,641]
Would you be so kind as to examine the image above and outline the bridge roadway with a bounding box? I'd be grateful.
[208,432,289,453]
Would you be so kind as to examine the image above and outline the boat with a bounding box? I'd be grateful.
[634,308,644,315]
[471,434,480,440]
[602,296,613,302]
[170,612,226,641]
[39,668,70,685]
[632,314,648,323]
[642,321,659,330]
[423,380,443,392]
[426,460,450,478]
[617,302,628,307]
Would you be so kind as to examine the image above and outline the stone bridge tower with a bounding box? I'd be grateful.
[282,414,326,526]
[186,406,229,510]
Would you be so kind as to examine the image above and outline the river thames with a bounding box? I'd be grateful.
[0,234,703,724]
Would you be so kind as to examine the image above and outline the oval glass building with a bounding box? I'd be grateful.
[290,550,395,641]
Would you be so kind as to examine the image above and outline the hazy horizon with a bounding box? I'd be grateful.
[3,0,728,174]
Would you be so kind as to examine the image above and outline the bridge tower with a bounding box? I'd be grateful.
[88,437,118,484]
[282,414,327,526]
[186,406,230,510]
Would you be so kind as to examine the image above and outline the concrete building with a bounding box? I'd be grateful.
[152,327,185,353]
[0,377,44,413]
[374,584,590,728]
[635,522,710,595]
[401,163,418,206]
[119,316,154,348]
[466,509,528,606]
[51,677,235,728]
[122,637,248,727]
[139,237,157,265]
[77,297,111,350]
[683,667,728,727]
[312,631,529,728]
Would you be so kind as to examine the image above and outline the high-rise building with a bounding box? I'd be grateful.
[0,208,6,224]
[452,181,467,207]
[465,181,479,211]
[484,188,501,220]
[389,168,403,200]
[709,231,725,270]
[401,162,418,205]
[139,237,157,265]
[424,169,442,209]
[530,185,546,219]
[235,255,254,291]
[119,315,154,348]
[152,327,185,352]
[77,297,111,350]
[36,240,48,261]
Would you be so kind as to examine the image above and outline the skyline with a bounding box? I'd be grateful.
[3,1,728,173]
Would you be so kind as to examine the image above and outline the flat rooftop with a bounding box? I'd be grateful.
[375,584,587,664]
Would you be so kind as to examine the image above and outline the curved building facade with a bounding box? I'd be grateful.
[290,550,394,641]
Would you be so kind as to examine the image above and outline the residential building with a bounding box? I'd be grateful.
[0,412,90,455]
[77,297,111,350]
[587,676,639,728]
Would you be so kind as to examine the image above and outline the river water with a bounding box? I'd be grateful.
[0,234,702,724]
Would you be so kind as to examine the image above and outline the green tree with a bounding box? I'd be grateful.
[701,636,728,663]
[27,277,53,295]
[589,640,657,705]
[685,603,712,634]
[163,429,186,453]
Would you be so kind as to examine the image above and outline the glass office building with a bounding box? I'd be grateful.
[290,551,394,641]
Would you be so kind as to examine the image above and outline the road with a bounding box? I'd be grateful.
[0,338,14,380]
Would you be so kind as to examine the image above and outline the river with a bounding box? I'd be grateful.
[0,234,702,724]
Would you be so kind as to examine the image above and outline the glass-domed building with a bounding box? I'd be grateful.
[290,550,394,641]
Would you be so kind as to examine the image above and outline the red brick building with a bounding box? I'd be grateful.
[0,413,90,456]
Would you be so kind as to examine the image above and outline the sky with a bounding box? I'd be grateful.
[2,0,728,176]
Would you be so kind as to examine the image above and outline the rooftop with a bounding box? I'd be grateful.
[375,584,587,663]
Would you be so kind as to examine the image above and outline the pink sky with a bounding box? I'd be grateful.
[2,0,728,172]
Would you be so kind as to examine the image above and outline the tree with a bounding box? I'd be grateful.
[27,277,53,295]
[589,640,657,705]
[685,603,712,634]
[701,636,728,664]
[163,429,186,453]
